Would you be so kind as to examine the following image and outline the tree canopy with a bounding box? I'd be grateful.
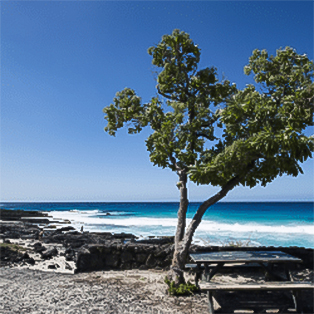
[104,29,313,190]
[104,29,313,285]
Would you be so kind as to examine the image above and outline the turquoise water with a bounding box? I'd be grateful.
[1,202,313,248]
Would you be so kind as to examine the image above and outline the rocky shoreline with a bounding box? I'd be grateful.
[0,209,175,273]
[1,208,314,274]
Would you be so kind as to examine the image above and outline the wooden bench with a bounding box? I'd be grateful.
[199,281,314,314]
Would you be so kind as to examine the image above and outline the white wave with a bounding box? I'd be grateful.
[55,209,129,217]
[68,209,100,214]
[48,211,314,235]
[96,211,132,216]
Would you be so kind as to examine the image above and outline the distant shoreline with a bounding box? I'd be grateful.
[1,200,313,204]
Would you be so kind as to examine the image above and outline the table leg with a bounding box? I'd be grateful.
[195,264,201,288]
[284,264,303,313]
[207,262,225,281]
[207,291,215,314]
[204,264,209,281]
[284,263,293,281]
[292,290,303,313]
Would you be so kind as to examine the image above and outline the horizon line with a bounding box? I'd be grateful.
[1,200,313,203]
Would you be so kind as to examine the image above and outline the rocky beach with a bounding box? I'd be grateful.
[1,208,313,313]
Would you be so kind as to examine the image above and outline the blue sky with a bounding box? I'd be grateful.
[1,1,313,202]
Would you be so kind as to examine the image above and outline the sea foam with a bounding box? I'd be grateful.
[49,210,314,235]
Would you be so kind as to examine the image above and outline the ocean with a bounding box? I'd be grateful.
[1,202,313,248]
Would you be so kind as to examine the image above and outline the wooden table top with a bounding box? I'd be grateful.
[189,251,302,263]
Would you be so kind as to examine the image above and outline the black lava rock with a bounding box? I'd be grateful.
[41,247,58,259]
[25,258,35,265]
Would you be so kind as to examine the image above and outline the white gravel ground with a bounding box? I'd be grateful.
[0,267,209,314]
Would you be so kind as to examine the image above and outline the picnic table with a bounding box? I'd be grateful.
[188,251,314,313]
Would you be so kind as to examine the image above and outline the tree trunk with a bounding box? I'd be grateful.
[168,174,243,286]
[167,171,188,285]
[175,171,188,249]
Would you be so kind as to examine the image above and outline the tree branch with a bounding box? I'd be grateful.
[157,85,175,100]
[157,84,180,101]
[169,153,181,172]
[196,132,217,141]
[178,160,257,254]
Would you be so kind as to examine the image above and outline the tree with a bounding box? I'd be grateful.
[103,29,314,285]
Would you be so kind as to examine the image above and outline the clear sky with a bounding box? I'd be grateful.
[1,1,313,202]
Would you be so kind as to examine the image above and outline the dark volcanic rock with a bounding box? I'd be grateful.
[74,242,174,272]
[24,257,35,265]
[65,262,72,270]
[4,231,21,239]
[1,222,42,241]
[21,218,51,224]
[76,247,107,272]
[43,234,67,244]
[20,252,30,260]
[58,226,76,232]
[33,242,42,247]
[112,233,135,239]
[0,245,25,266]
[35,246,47,253]
[43,232,124,250]
[41,247,58,259]
[48,264,57,269]
[120,262,132,270]
[64,247,75,261]
[21,234,37,240]
[65,235,93,248]
[0,208,50,221]
[121,251,133,263]
[146,254,157,268]
[139,265,148,270]
[47,226,76,236]
[65,247,74,254]
[105,253,120,268]
[32,242,47,253]
[136,253,148,263]
[44,233,92,248]
[65,253,74,261]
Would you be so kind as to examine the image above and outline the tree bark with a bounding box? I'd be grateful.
[175,171,188,249]
[168,171,189,285]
